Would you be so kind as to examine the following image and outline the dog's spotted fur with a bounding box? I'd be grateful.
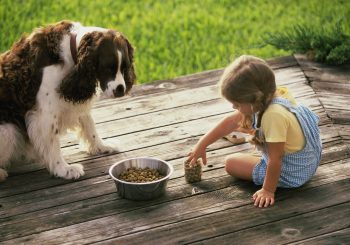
[0,21,136,181]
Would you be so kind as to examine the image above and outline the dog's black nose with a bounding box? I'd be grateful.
[113,85,125,97]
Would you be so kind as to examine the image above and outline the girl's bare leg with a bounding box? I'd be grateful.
[225,153,260,180]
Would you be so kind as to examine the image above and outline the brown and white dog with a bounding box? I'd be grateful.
[0,21,136,181]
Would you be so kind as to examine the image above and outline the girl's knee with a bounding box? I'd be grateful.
[224,154,235,166]
[224,154,241,175]
[224,153,244,167]
[224,153,260,180]
[225,153,243,163]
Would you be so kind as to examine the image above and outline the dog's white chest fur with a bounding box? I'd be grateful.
[34,63,92,133]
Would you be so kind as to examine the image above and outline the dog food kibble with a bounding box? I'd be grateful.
[118,167,165,183]
[184,159,202,183]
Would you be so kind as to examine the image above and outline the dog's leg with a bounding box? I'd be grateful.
[77,114,119,155]
[27,112,84,179]
[0,124,20,181]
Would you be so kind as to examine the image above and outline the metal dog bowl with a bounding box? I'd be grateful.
[109,157,174,201]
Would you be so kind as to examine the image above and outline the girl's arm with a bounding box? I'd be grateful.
[253,142,284,208]
[198,111,243,149]
[263,142,284,192]
[188,110,243,165]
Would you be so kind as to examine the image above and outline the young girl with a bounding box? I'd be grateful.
[187,55,322,208]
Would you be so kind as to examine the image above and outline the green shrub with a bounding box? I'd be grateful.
[262,20,350,65]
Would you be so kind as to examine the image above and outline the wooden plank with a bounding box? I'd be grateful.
[94,63,305,108]
[318,100,350,114]
[311,81,350,94]
[57,122,346,162]
[93,180,350,245]
[7,83,326,170]
[1,140,347,220]
[191,202,350,244]
[1,138,252,196]
[0,145,251,217]
[295,54,350,148]
[267,55,299,69]
[289,228,350,245]
[91,84,221,124]
[328,111,350,125]
[294,54,350,95]
[102,56,299,99]
[65,95,325,154]
[0,80,342,197]
[2,118,344,198]
[317,93,350,110]
[1,158,349,243]
[5,178,347,244]
[334,125,350,142]
[60,91,325,149]
[90,67,309,125]
[2,133,347,206]
[60,98,233,146]
[317,92,350,124]
[5,106,340,182]
[294,54,350,84]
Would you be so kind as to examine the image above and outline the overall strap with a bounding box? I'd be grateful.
[270,97,294,109]
[252,113,258,129]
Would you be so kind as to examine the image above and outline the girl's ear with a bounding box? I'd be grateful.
[58,32,104,103]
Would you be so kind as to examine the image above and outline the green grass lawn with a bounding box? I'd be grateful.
[0,0,349,83]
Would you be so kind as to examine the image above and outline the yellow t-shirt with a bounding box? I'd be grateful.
[261,87,305,153]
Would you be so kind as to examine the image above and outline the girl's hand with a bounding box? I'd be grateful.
[252,188,275,208]
[187,143,207,166]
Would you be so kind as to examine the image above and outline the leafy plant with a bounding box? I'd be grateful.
[262,20,350,65]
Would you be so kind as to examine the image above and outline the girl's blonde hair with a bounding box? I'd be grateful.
[219,55,276,144]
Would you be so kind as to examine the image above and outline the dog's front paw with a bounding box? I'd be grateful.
[53,163,85,180]
[0,169,8,182]
[88,142,119,155]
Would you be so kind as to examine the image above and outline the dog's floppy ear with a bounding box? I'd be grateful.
[124,36,136,93]
[58,32,104,103]
[125,36,134,63]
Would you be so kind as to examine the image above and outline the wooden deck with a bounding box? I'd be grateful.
[0,55,349,244]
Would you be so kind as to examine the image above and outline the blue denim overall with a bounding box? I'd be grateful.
[252,97,322,188]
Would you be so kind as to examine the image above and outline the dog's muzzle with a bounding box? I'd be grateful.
[113,84,125,97]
